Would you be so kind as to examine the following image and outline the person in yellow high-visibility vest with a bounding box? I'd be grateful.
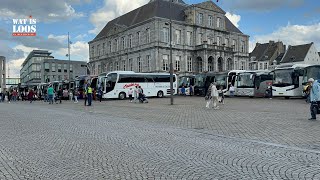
[87,85,93,106]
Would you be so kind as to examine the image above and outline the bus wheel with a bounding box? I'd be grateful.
[119,92,126,100]
[157,91,164,98]
[285,97,289,99]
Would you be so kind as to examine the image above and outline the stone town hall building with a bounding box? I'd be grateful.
[88,0,249,76]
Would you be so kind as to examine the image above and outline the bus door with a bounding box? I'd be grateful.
[227,72,236,89]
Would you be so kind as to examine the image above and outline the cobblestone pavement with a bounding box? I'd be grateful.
[0,97,320,179]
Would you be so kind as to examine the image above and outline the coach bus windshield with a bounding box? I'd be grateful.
[273,69,293,87]
[105,73,117,93]
[303,66,320,85]
[215,74,227,89]
[237,72,255,88]
[194,74,205,88]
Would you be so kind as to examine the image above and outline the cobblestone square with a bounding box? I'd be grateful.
[0,96,320,179]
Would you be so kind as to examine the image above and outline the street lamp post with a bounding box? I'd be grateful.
[67,32,71,90]
[169,0,174,105]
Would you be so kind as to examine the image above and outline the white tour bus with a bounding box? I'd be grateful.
[225,70,256,97]
[272,64,309,98]
[102,71,177,99]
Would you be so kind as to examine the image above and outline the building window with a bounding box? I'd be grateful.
[217,17,221,28]
[64,64,67,73]
[51,63,55,72]
[116,62,119,71]
[264,62,268,69]
[137,57,142,72]
[109,41,112,52]
[129,34,133,48]
[129,59,133,71]
[241,40,245,53]
[121,37,125,49]
[175,30,181,45]
[58,64,61,72]
[91,46,94,57]
[146,28,151,43]
[187,31,192,46]
[163,27,169,43]
[217,36,221,46]
[233,39,237,51]
[175,56,180,71]
[198,33,203,45]
[241,61,245,70]
[97,44,100,56]
[122,60,126,71]
[70,64,73,73]
[225,38,229,47]
[146,55,150,71]
[115,39,118,51]
[162,55,169,71]
[102,43,105,55]
[137,31,141,45]
[58,75,62,81]
[198,13,203,24]
[208,15,213,26]
[44,63,49,72]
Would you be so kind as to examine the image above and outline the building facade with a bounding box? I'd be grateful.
[280,42,320,66]
[88,0,249,76]
[40,59,87,83]
[20,50,54,86]
[0,56,6,92]
[249,41,285,70]
[20,50,87,85]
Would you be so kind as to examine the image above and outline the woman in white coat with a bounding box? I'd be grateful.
[206,83,219,109]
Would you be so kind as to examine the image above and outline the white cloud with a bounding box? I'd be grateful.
[0,0,85,22]
[54,41,89,62]
[250,23,320,52]
[89,0,148,34]
[7,58,24,78]
[225,12,241,28]
[48,34,68,44]
[224,0,304,11]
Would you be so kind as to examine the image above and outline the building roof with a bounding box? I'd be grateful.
[249,43,269,61]
[42,59,87,64]
[93,0,243,41]
[281,43,313,63]
[273,53,284,65]
[22,50,54,67]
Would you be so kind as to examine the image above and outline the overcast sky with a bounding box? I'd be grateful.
[0,0,319,77]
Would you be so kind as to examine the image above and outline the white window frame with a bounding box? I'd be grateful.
[175,29,181,45]
[187,57,192,72]
[208,15,213,26]
[162,55,169,71]
[163,27,169,43]
[175,56,180,71]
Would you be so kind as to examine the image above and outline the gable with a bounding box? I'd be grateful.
[195,1,225,14]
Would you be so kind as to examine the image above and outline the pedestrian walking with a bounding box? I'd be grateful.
[87,85,93,106]
[134,86,139,103]
[73,88,79,103]
[218,86,226,104]
[28,89,34,103]
[84,90,87,106]
[69,89,73,101]
[128,88,133,102]
[189,85,194,96]
[181,85,186,96]
[55,88,63,104]
[98,86,103,102]
[308,78,319,120]
[229,84,235,97]
[47,85,54,104]
[205,83,219,109]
